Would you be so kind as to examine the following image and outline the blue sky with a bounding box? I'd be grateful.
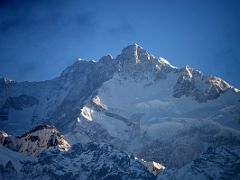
[0,0,239,87]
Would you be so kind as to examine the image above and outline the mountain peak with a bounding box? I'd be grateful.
[99,54,113,63]
[123,43,140,51]
[118,44,150,64]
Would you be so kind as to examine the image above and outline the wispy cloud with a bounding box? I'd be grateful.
[107,20,134,35]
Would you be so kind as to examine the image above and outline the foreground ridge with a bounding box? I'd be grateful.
[0,124,70,156]
[0,125,156,180]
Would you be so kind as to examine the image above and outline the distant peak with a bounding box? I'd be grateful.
[99,54,113,62]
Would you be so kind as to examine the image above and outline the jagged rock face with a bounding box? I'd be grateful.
[173,66,231,102]
[0,125,70,156]
[116,44,175,80]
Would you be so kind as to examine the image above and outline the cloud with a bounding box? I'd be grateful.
[107,20,134,35]
[0,0,96,37]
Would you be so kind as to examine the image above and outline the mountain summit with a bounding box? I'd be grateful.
[117,44,151,64]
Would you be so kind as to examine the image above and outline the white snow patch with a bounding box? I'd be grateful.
[81,106,93,121]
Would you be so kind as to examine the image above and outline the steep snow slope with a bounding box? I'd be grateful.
[0,44,240,170]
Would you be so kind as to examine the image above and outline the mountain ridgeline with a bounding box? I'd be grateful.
[0,44,240,179]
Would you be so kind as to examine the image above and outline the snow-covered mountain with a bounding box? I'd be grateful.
[0,44,240,179]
